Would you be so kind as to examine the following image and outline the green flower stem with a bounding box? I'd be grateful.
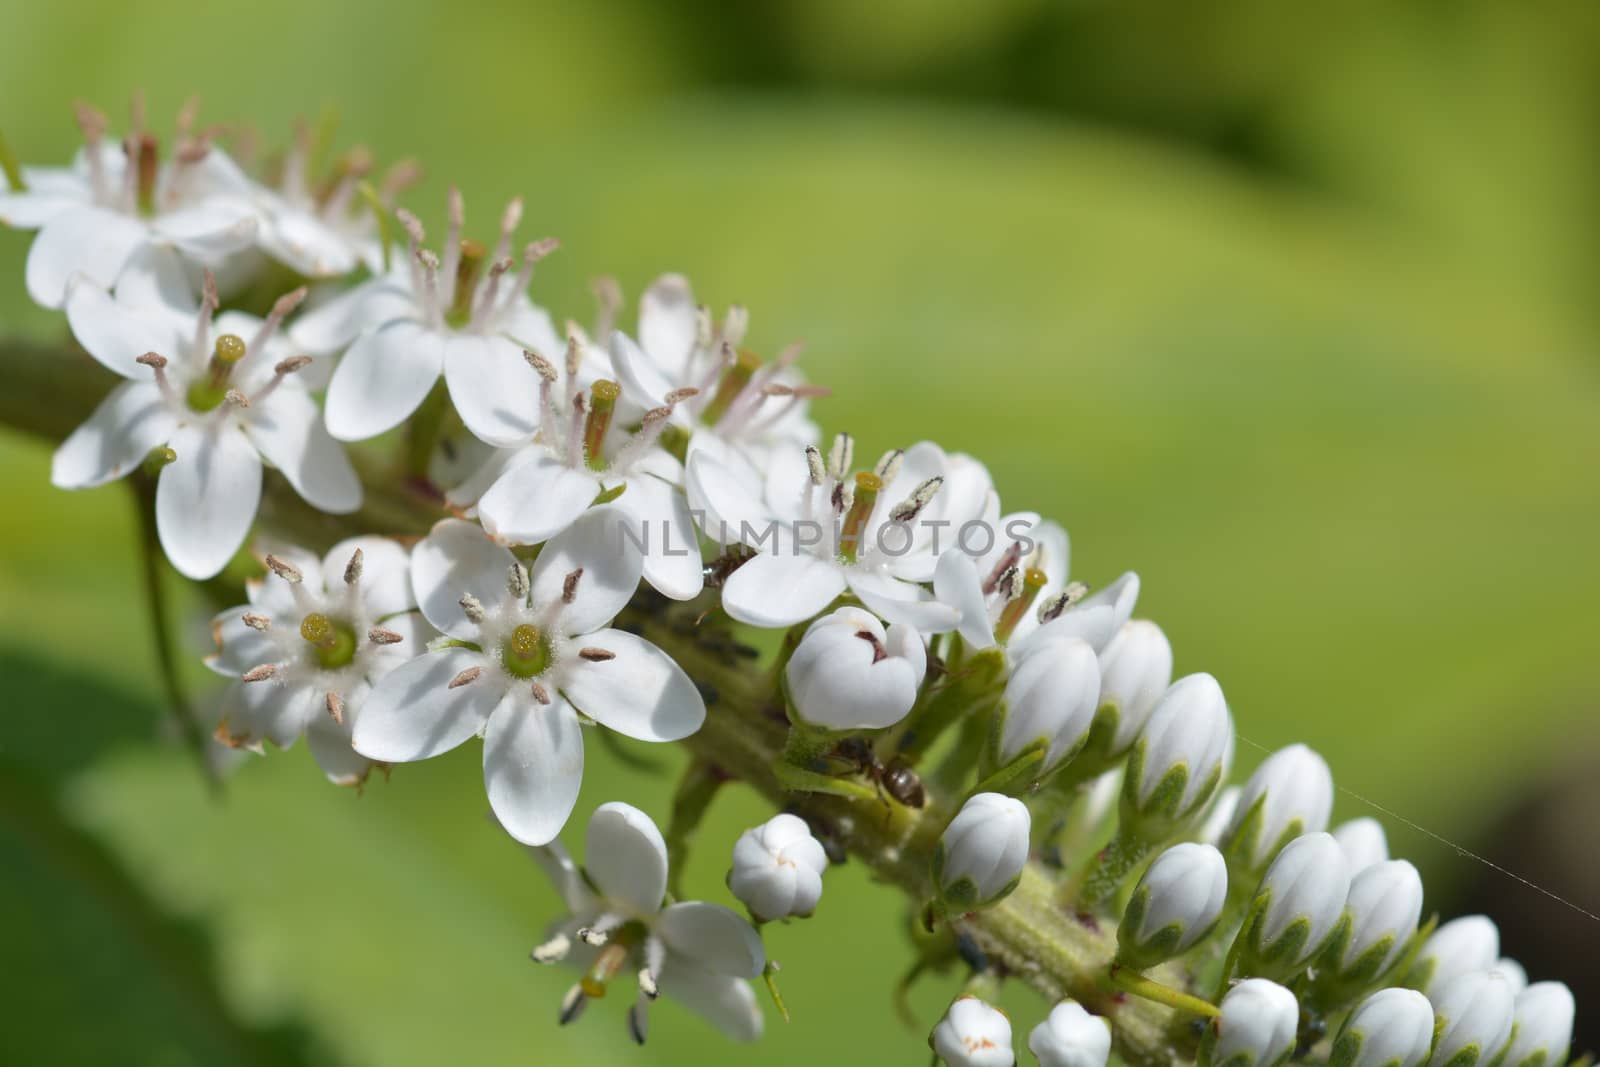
[664,758,726,898]
[1108,964,1220,1019]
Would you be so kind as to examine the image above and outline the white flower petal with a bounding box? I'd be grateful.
[721,551,846,628]
[583,801,669,913]
[560,628,705,742]
[638,274,699,379]
[50,381,177,489]
[206,606,278,677]
[526,838,596,914]
[64,277,187,379]
[497,302,564,360]
[685,448,770,545]
[259,209,359,278]
[306,712,373,786]
[615,473,704,601]
[292,277,416,354]
[0,184,85,228]
[933,549,997,647]
[224,678,317,749]
[442,333,542,447]
[114,245,200,315]
[152,203,260,259]
[476,451,597,546]
[657,960,763,1042]
[324,319,443,441]
[483,694,585,847]
[658,902,764,977]
[27,206,148,309]
[411,518,517,639]
[155,424,263,580]
[242,389,361,514]
[362,611,434,679]
[321,536,414,620]
[527,508,644,635]
[848,568,960,632]
[609,330,677,407]
[353,647,502,761]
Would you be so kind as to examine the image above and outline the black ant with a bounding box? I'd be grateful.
[829,736,926,810]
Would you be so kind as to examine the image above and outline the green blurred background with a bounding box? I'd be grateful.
[3,0,1599,1063]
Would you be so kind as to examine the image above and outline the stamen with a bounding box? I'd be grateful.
[439,186,465,313]
[995,567,1050,643]
[827,432,854,483]
[1038,581,1089,625]
[495,238,559,323]
[578,647,615,662]
[343,548,363,587]
[558,984,587,1026]
[272,355,312,377]
[368,627,404,645]
[265,555,303,583]
[591,276,621,339]
[583,380,620,470]
[982,540,1025,597]
[73,102,109,200]
[241,663,278,682]
[193,271,218,356]
[839,471,882,564]
[700,346,762,426]
[874,449,904,483]
[721,305,749,347]
[562,569,583,604]
[637,968,659,1000]
[247,287,307,362]
[523,348,557,382]
[507,562,529,599]
[805,446,826,487]
[888,476,943,524]
[628,1001,649,1046]
[531,933,571,964]
[578,926,610,947]
[530,681,552,705]
[241,613,271,631]
[135,351,174,406]
[855,630,889,663]
[565,391,588,470]
[448,666,482,689]
[326,691,345,725]
[458,593,486,624]
[489,196,522,265]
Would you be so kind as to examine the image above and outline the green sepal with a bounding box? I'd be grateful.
[1115,884,1187,970]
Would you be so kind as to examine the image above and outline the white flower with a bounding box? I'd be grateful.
[930,506,1074,649]
[995,635,1100,772]
[1490,958,1528,994]
[471,364,704,600]
[932,996,1015,1067]
[1427,971,1517,1067]
[1331,817,1389,876]
[0,102,261,308]
[1124,673,1233,836]
[1324,860,1423,985]
[784,606,926,730]
[352,512,705,845]
[1222,743,1334,876]
[1502,982,1575,1067]
[935,792,1030,911]
[1117,842,1229,969]
[1406,915,1499,994]
[207,537,428,786]
[727,813,828,922]
[1088,618,1173,755]
[1027,1001,1110,1067]
[1330,988,1436,1067]
[609,274,821,462]
[526,801,765,1043]
[52,250,360,578]
[294,189,564,446]
[1241,831,1352,980]
[1198,786,1243,848]
[1205,979,1299,1067]
[687,434,992,629]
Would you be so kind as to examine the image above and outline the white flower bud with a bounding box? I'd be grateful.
[1427,971,1516,1067]
[1324,860,1423,986]
[1501,982,1574,1067]
[1329,988,1435,1067]
[1221,744,1334,875]
[1125,673,1232,836]
[1197,786,1243,847]
[997,636,1100,770]
[1094,619,1172,754]
[727,813,828,922]
[1241,831,1351,980]
[784,607,926,730]
[931,996,1015,1067]
[934,792,1030,911]
[1331,817,1390,876]
[1027,1001,1110,1067]
[1406,915,1499,994]
[1117,843,1228,969]
[1489,958,1527,995]
[1203,979,1299,1067]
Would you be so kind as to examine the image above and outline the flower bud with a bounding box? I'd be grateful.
[1331,817,1389,876]
[1201,979,1299,1067]
[931,995,1015,1067]
[1093,619,1172,755]
[1322,860,1423,988]
[1197,786,1243,847]
[1489,958,1527,995]
[996,636,1100,771]
[1237,831,1351,981]
[1405,915,1498,994]
[1221,744,1333,877]
[1123,673,1232,839]
[1427,971,1516,1067]
[1328,988,1435,1067]
[1500,982,1574,1067]
[933,792,1030,912]
[1027,1001,1110,1067]
[1116,843,1228,970]
[727,813,828,923]
[784,607,926,730]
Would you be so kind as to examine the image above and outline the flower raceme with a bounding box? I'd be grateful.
[2,102,1589,1067]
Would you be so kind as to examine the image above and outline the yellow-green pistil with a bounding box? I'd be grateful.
[299,612,358,670]
[503,623,553,679]
[186,332,247,413]
[839,471,882,564]
[584,380,621,470]
[700,346,762,425]
[444,238,487,329]
[995,567,1049,643]
[134,133,159,217]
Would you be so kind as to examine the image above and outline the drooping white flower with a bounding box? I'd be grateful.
[727,813,829,922]
[294,188,564,446]
[994,635,1100,772]
[1221,743,1335,877]
[1329,988,1436,1067]
[1198,786,1243,848]
[207,537,428,786]
[1406,915,1499,994]
[687,434,993,629]
[1427,971,1517,1067]
[1204,979,1300,1067]
[931,996,1015,1067]
[1027,1001,1110,1067]
[784,606,926,730]
[352,512,705,845]
[934,792,1030,911]
[1501,982,1575,1067]
[1331,817,1390,876]
[470,364,704,600]
[52,250,360,578]
[1239,831,1352,981]
[1124,673,1233,838]
[0,100,262,308]
[1323,860,1424,987]
[526,801,765,1044]
[1117,842,1229,970]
